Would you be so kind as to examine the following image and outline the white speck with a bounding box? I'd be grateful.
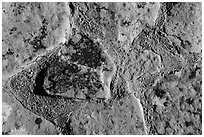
[2,102,12,123]
[9,127,28,135]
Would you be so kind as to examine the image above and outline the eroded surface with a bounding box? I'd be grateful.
[2,2,202,135]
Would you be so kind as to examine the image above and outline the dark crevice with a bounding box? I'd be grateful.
[69,2,75,16]
[61,116,74,135]
[33,68,49,96]
[189,67,200,79]
[165,2,179,16]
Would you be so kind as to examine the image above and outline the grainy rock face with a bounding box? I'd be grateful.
[2,2,202,135]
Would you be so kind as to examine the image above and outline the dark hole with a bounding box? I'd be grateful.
[186,98,194,104]
[163,102,169,107]
[35,118,43,125]
[154,87,166,98]
[165,121,170,128]
[189,70,196,79]
[185,121,193,127]
[152,104,157,111]
[178,87,183,92]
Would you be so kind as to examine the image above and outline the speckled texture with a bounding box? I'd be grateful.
[2,2,202,135]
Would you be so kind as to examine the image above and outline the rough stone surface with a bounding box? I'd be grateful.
[2,2,202,135]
